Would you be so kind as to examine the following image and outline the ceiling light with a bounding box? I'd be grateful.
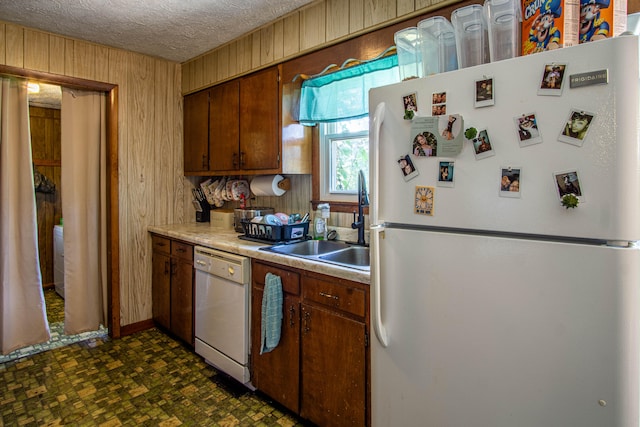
[28,83,40,93]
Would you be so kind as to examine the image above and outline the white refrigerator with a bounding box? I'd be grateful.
[369,35,640,427]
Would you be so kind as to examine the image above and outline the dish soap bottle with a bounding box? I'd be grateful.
[313,203,330,240]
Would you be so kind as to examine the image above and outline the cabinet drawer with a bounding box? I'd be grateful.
[152,235,171,255]
[253,261,300,296]
[302,276,365,318]
[171,241,193,262]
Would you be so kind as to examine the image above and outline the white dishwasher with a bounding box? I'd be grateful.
[193,246,252,386]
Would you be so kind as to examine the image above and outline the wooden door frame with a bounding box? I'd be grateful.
[0,65,121,338]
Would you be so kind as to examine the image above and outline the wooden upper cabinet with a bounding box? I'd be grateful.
[184,89,210,173]
[184,65,291,176]
[209,80,240,171]
[239,66,280,172]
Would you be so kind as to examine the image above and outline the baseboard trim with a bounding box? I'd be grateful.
[119,319,155,337]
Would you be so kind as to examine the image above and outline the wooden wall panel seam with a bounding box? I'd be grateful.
[181,0,460,94]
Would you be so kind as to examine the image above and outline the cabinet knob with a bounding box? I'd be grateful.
[240,151,245,168]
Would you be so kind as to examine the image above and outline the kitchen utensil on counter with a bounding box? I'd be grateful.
[209,209,235,230]
[233,207,275,232]
[274,212,290,223]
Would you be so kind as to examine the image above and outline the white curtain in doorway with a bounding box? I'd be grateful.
[61,88,108,335]
[0,77,51,354]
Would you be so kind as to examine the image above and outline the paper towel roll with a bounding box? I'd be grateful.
[250,174,287,196]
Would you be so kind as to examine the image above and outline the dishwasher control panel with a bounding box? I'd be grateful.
[194,246,250,285]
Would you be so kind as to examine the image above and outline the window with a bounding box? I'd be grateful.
[319,117,369,203]
[300,51,398,210]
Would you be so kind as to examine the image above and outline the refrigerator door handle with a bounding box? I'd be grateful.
[370,102,385,227]
[371,224,389,347]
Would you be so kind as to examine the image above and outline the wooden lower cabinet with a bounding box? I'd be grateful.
[251,260,370,426]
[151,249,171,330]
[151,235,194,346]
[251,261,301,413]
[300,303,366,426]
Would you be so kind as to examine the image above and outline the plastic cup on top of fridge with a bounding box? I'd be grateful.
[394,27,423,81]
[417,16,459,76]
[484,0,522,62]
[451,4,490,68]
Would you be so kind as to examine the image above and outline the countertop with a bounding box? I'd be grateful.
[148,223,370,285]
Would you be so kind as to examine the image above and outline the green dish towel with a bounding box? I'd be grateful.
[260,272,283,354]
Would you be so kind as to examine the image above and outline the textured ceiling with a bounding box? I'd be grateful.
[0,0,314,63]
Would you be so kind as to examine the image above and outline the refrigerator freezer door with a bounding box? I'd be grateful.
[369,36,640,242]
[371,227,640,427]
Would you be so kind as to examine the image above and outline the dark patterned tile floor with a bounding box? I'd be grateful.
[0,290,107,364]
[0,290,310,426]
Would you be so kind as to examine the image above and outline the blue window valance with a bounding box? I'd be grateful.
[298,53,399,125]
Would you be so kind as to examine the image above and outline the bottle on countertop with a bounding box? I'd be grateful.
[313,203,330,240]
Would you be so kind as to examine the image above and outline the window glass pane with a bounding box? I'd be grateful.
[320,117,369,201]
[330,135,368,193]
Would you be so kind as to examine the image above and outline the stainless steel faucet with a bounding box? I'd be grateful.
[351,169,369,246]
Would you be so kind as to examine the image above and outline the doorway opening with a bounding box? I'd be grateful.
[0,64,121,344]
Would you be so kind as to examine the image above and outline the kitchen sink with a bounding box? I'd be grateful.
[265,239,352,256]
[261,240,369,271]
[319,246,370,268]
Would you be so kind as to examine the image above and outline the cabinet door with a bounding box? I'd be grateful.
[171,256,194,346]
[300,304,366,427]
[209,80,240,172]
[152,251,171,330]
[184,89,210,173]
[239,66,280,171]
[251,286,301,414]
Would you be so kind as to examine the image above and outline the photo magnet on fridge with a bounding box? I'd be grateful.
[514,113,543,147]
[398,154,419,181]
[411,115,465,158]
[475,77,495,108]
[554,170,583,199]
[538,63,567,96]
[414,186,435,215]
[472,129,496,160]
[403,93,418,120]
[437,160,455,187]
[558,109,595,146]
[500,167,521,198]
[412,129,438,157]
[432,91,447,116]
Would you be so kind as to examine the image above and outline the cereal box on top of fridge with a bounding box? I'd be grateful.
[522,0,580,55]
[579,0,627,43]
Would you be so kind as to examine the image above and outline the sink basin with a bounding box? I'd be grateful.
[266,240,352,256]
[319,247,370,268]
[261,240,369,270]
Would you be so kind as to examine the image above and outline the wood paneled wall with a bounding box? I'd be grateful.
[182,0,458,94]
[183,0,640,93]
[0,21,184,328]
